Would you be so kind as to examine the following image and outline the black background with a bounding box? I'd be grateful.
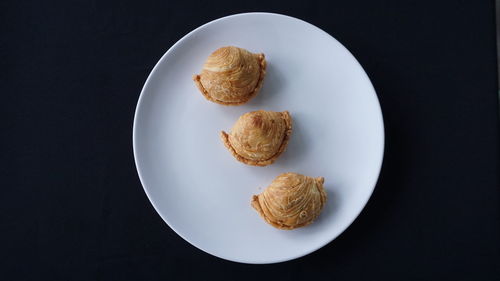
[2,0,499,280]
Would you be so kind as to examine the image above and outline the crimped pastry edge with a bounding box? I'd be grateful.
[251,175,327,230]
[193,53,267,106]
[220,111,292,167]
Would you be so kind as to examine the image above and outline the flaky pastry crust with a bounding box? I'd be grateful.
[193,46,266,105]
[251,173,327,230]
[220,110,292,166]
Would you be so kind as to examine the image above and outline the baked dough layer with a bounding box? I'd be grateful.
[193,46,266,105]
[251,173,327,230]
[221,110,292,166]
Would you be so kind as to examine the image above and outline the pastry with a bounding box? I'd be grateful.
[193,46,266,105]
[251,173,327,230]
[221,110,292,166]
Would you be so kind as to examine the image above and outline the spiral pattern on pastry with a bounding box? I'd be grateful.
[221,110,292,166]
[251,173,327,230]
[193,46,266,105]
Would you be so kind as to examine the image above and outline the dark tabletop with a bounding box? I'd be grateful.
[2,0,499,280]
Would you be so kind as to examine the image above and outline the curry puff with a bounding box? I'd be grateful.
[251,173,327,230]
[221,110,292,166]
[193,46,266,105]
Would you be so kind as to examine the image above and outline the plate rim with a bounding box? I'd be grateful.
[133,12,385,264]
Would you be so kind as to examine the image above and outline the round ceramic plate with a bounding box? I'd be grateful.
[133,13,384,264]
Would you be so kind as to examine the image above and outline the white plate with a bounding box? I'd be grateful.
[133,13,384,264]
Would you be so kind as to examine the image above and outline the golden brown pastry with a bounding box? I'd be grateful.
[193,46,266,105]
[251,173,327,230]
[221,110,292,166]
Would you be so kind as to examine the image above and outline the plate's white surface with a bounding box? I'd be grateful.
[133,13,384,264]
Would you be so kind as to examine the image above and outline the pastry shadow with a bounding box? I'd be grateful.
[313,187,340,228]
[289,187,339,235]
[273,113,309,167]
[275,186,339,236]
[249,62,285,107]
